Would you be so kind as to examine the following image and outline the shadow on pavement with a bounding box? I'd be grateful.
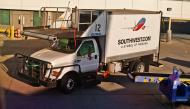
[1,56,190,109]
[161,57,190,68]
[2,82,188,109]
[1,62,190,109]
[2,57,21,78]
[1,39,49,56]
[1,57,174,109]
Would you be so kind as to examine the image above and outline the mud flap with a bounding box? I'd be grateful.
[80,72,101,88]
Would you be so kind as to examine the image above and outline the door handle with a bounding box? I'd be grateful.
[95,55,97,59]
[75,59,81,63]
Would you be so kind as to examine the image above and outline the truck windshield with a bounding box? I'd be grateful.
[52,38,82,53]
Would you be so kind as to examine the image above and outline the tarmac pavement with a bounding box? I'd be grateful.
[0,36,190,109]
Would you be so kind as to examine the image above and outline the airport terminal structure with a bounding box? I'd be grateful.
[0,0,190,29]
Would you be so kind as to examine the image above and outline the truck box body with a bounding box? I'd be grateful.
[81,10,161,63]
[105,11,161,63]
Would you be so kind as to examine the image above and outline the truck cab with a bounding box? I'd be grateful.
[32,37,100,73]
[16,37,100,93]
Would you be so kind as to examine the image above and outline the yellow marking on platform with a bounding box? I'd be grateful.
[144,77,148,83]
[150,77,154,82]
[141,77,166,83]
[140,76,190,83]
[180,78,190,82]
[158,77,165,81]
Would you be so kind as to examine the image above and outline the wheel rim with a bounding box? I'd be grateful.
[137,64,145,72]
[66,78,75,90]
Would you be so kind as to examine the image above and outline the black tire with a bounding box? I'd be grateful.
[133,61,146,73]
[59,73,77,94]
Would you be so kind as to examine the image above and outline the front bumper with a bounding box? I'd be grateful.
[15,72,57,88]
[14,53,57,88]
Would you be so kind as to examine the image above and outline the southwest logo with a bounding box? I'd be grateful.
[133,18,146,31]
[122,17,147,31]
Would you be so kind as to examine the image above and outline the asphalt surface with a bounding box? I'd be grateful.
[0,35,190,109]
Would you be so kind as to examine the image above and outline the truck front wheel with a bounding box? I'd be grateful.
[59,73,77,94]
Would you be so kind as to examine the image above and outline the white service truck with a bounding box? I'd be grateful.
[15,9,161,93]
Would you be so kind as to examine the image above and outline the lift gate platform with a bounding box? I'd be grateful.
[130,72,190,102]
[130,73,190,83]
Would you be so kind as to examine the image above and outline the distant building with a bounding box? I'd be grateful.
[0,0,190,33]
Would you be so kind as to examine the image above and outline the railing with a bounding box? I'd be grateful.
[39,6,72,29]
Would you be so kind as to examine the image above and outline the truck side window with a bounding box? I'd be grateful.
[77,41,95,56]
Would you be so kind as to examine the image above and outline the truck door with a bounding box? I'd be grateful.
[77,40,99,73]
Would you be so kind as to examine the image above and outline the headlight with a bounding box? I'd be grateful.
[47,63,52,68]
[51,70,61,78]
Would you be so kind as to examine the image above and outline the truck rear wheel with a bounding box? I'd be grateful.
[133,61,146,73]
[59,73,77,94]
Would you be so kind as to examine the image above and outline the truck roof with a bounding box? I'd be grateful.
[78,9,161,14]
[106,9,161,14]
